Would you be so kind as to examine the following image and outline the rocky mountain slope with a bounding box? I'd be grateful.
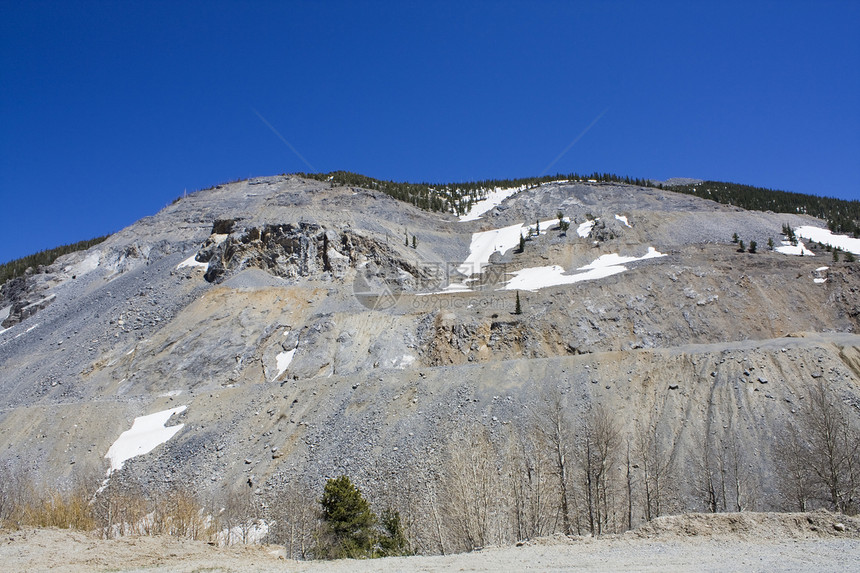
[1,175,859,547]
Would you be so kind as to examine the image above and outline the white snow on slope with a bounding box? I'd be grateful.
[504,247,667,291]
[775,240,814,256]
[579,247,666,270]
[214,521,270,546]
[459,185,529,222]
[816,266,829,272]
[577,220,595,238]
[796,226,860,255]
[105,406,187,474]
[177,234,229,269]
[505,265,627,291]
[615,214,631,227]
[177,254,209,270]
[272,349,296,381]
[456,218,559,276]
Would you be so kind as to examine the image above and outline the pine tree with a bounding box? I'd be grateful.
[405,230,409,247]
[318,475,377,559]
[412,235,417,249]
[737,240,745,253]
[845,251,856,263]
[833,249,840,262]
[515,291,522,315]
[377,508,410,557]
[732,232,739,244]
[557,211,570,232]
[749,241,757,253]
[767,237,774,250]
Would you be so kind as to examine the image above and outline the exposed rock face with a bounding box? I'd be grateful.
[202,223,334,283]
[200,222,433,289]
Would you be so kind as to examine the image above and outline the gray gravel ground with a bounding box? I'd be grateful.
[3,526,858,573]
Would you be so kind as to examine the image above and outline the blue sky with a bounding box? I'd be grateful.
[2,1,859,264]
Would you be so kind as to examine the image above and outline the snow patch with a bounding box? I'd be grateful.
[577,220,595,238]
[214,520,270,546]
[456,218,561,277]
[578,247,667,270]
[177,254,209,270]
[105,406,186,474]
[459,185,528,222]
[272,349,296,381]
[795,226,860,255]
[504,264,627,291]
[504,248,667,291]
[177,234,228,269]
[775,240,815,256]
[615,214,631,227]
[814,278,827,284]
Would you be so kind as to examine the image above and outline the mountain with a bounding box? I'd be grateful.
[1,174,859,554]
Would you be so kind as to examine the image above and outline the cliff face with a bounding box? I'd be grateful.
[0,175,858,516]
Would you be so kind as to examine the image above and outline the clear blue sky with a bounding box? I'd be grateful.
[2,1,859,264]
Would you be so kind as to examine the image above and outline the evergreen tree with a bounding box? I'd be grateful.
[845,251,856,263]
[377,508,410,557]
[557,211,570,232]
[318,475,377,559]
[515,291,522,315]
[767,237,774,250]
[412,235,417,249]
[405,230,409,247]
[737,240,745,253]
[749,241,757,253]
[732,232,739,244]
[833,249,840,262]
[519,233,526,253]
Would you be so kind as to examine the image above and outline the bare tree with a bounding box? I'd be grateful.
[505,427,557,540]
[696,424,720,513]
[774,422,814,512]
[532,388,577,535]
[625,439,634,530]
[634,397,674,521]
[266,480,320,559]
[221,487,262,544]
[442,427,508,551]
[577,404,621,535]
[801,380,860,513]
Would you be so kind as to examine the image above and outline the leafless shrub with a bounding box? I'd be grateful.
[442,426,509,551]
[787,380,860,514]
[505,427,558,540]
[576,403,622,535]
[265,481,320,559]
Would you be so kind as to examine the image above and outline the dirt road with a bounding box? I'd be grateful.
[3,511,858,572]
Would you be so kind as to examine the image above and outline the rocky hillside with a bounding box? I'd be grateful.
[1,175,859,552]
